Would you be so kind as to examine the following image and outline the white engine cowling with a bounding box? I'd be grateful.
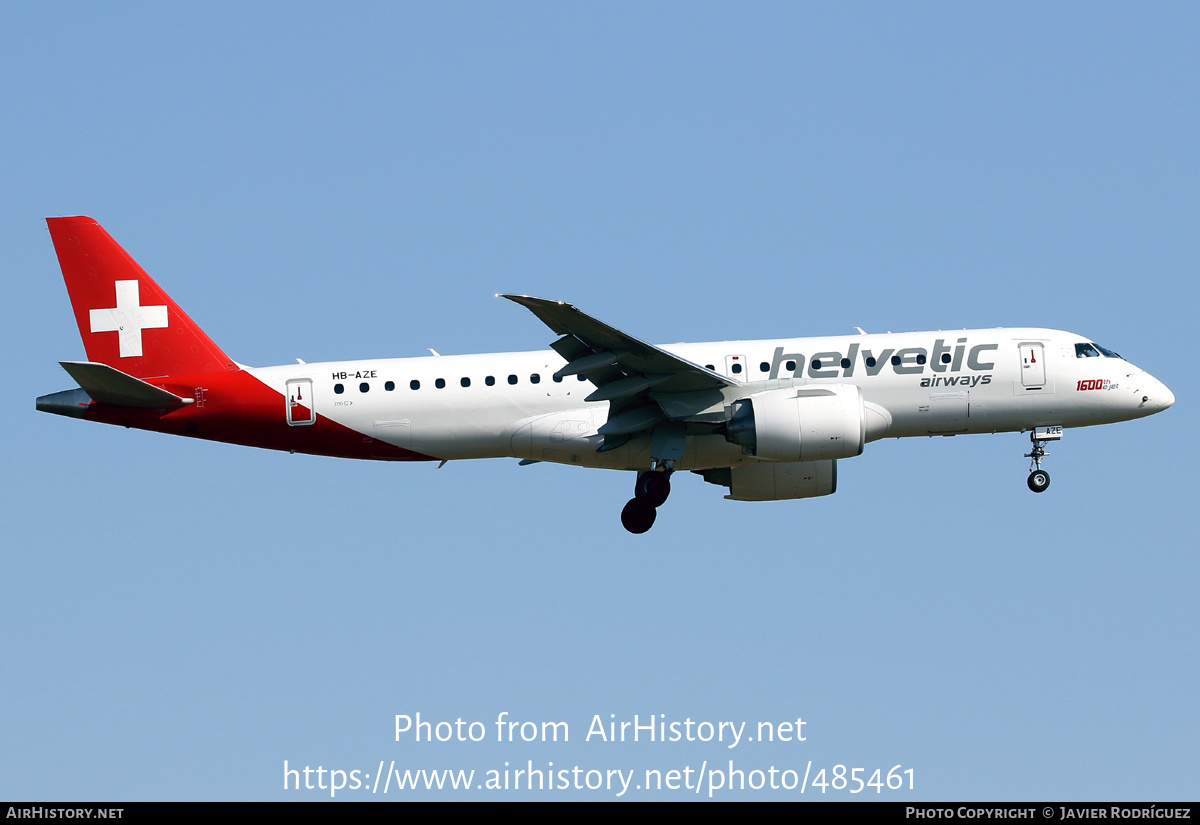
[716,460,837,501]
[724,385,866,462]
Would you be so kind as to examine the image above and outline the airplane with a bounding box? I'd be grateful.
[37,216,1175,533]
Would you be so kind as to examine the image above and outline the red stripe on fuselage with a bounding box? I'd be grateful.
[80,369,438,462]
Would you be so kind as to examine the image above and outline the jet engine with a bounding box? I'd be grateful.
[724,385,866,462]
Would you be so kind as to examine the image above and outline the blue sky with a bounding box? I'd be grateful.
[2,3,1196,800]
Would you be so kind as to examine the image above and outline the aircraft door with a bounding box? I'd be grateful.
[926,391,969,433]
[286,378,316,426]
[725,354,748,381]
[1020,343,1046,388]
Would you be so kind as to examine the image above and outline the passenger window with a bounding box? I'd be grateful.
[732,363,742,374]
[385,381,395,391]
[891,355,901,366]
[410,380,420,390]
[916,354,926,365]
[840,358,851,369]
[578,374,586,381]
[760,362,770,373]
[865,357,876,368]
[461,377,471,388]
[334,383,344,394]
[359,382,369,393]
[705,364,715,371]
[553,374,563,383]
[508,374,518,385]
[786,360,796,371]
[435,378,446,389]
[485,376,496,386]
[531,373,541,384]
[941,353,952,364]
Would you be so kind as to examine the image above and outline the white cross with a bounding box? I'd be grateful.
[89,280,168,358]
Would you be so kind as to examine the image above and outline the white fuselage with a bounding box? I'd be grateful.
[246,327,1174,471]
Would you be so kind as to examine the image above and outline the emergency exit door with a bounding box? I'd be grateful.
[286,379,315,426]
[1020,343,1046,388]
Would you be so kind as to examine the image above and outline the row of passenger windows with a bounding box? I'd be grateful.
[327,343,1125,396]
[333,373,590,394]
[330,346,987,395]
[720,353,939,375]
[723,342,1125,372]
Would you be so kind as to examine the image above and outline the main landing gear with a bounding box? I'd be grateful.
[621,463,673,534]
[1024,428,1061,493]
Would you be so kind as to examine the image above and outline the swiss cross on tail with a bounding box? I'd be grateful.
[46,216,235,379]
[89,280,168,358]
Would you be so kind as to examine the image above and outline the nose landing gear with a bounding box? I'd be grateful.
[1024,427,1062,493]
[621,462,673,533]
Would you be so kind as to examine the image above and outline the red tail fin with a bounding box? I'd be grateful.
[47,216,236,378]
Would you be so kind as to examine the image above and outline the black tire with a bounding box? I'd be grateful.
[1027,470,1050,493]
[634,471,671,507]
[621,498,657,534]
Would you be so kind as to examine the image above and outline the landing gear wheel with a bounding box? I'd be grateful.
[1027,470,1050,493]
[634,471,671,508]
[621,498,657,534]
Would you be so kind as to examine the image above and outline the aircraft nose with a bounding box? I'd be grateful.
[1160,381,1175,409]
[1144,376,1174,411]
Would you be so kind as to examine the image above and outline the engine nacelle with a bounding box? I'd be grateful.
[724,385,866,462]
[699,460,838,501]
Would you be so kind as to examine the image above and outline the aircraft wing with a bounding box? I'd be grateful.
[503,295,736,450]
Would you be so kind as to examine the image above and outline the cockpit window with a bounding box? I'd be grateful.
[1093,343,1122,359]
[1075,343,1100,358]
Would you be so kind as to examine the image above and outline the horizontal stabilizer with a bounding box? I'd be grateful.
[59,361,192,408]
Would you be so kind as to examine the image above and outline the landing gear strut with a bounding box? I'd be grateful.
[1024,428,1061,493]
[621,462,673,533]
